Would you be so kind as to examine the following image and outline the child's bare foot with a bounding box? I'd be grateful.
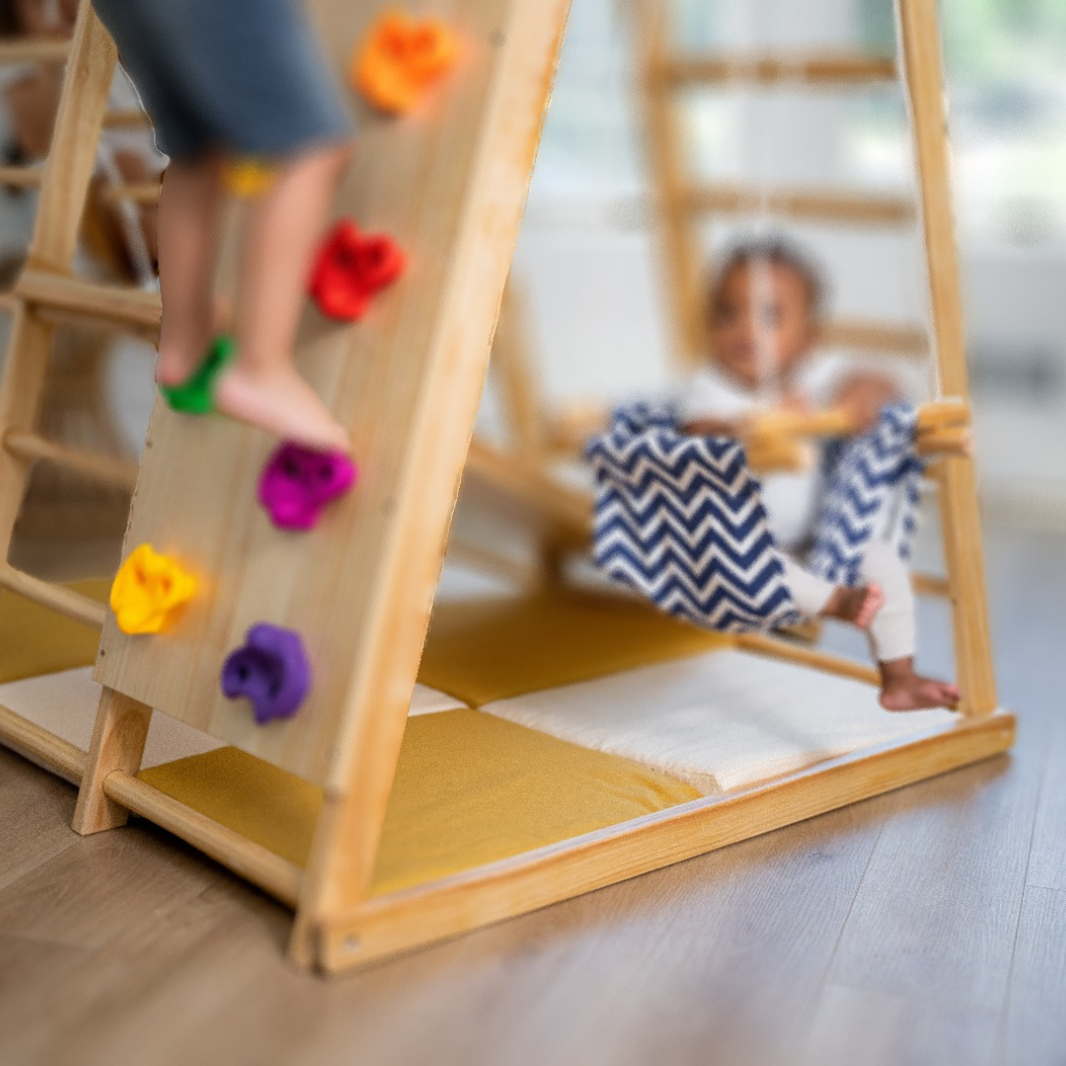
[879,656,961,712]
[215,364,349,452]
[821,583,884,630]
[156,344,205,389]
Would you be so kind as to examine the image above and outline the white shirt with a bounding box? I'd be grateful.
[676,357,921,550]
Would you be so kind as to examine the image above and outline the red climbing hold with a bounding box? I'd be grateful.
[308,219,405,321]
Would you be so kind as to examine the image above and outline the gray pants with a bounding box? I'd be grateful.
[91,0,353,160]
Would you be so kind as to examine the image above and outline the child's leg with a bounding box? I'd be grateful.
[780,556,883,629]
[155,154,227,387]
[860,542,960,711]
[215,141,353,452]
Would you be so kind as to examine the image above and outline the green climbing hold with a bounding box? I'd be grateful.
[160,335,236,415]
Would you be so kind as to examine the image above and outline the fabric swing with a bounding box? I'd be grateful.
[587,402,923,634]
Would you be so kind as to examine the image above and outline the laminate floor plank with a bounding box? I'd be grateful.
[0,526,1064,1066]
[801,984,1001,1066]
[996,886,1066,1066]
[0,751,78,892]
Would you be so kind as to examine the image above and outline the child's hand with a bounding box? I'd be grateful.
[832,373,900,433]
[683,417,745,438]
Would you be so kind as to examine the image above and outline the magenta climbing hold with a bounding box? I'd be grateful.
[308,219,406,321]
[221,624,311,725]
[258,442,357,531]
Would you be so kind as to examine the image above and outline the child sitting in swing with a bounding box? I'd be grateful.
[680,238,960,712]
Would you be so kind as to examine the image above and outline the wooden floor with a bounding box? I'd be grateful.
[1,523,1064,1066]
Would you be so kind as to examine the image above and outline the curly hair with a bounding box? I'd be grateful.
[707,237,829,323]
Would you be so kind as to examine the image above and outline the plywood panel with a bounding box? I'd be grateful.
[94,0,569,785]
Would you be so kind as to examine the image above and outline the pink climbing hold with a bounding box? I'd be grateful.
[258,442,357,531]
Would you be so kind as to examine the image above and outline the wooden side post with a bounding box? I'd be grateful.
[491,277,547,462]
[898,0,997,715]
[289,0,573,971]
[0,6,117,566]
[73,687,153,834]
[633,0,707,370]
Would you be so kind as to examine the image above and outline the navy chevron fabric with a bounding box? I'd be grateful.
[587,404,801,633]
[807,403,924,586]
[588,402,922,634]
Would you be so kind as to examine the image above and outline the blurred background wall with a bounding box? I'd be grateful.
[509,0,1066,528]
[1,0,1062,535]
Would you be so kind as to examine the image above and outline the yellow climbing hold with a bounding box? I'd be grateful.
[222,158,277,198]
[110,544,197,635]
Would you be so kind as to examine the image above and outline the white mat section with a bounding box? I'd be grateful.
[481,652,959,794]
[0,668,467,766]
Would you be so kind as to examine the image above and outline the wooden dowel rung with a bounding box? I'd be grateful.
[0,566,106,627]
[735,631,881,686]
[916,425,971,457]
[0,700,85,784]
[823,318,929,357]
[99,180,161,206]
[16,269,161,334]
[684,184,916,226]
[3,429,139,490]
[464,437,591,548]
[654,53,897,87]
[102,108,150,129]
[102,771,303,908]
[0,37,71,65]
[913,572,951,598]
[0,164,44,189]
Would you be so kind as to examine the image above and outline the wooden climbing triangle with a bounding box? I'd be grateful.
[0,0,1014,977]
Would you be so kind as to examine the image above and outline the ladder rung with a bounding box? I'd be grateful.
[0,38,71,65]
[0,165,44,189]
[0,292,17,315]
[823,319,929,358]
[99,180,161,206]
[3,430,139,490]
[0,566,106,627]
[102,108,151,129]
[16,269,161,336]
[913,572,951,598]
[683,184,916,226]
[655,53,898,87]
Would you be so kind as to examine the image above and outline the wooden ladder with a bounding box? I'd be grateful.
[633,0,997,715]
[0,14,156,645]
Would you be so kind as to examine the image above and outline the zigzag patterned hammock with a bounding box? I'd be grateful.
[587,404,923,634]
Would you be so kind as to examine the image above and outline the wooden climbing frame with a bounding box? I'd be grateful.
[0,0,1012,976]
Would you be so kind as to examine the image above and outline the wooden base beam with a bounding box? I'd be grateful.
[102,770,303,906]
[73,687,152,834]
[316,711,1015,973]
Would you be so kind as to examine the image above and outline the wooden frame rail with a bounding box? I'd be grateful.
[654,53,897,87]
[683,184,916,226]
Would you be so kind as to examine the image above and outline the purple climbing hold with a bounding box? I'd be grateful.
[257,442,357,531]
[221,623,311,725]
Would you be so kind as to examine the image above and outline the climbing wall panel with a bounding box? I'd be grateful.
[92,0,571,787]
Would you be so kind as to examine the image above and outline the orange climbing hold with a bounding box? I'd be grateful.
[110,544,198,635]
[351,10,457,114]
